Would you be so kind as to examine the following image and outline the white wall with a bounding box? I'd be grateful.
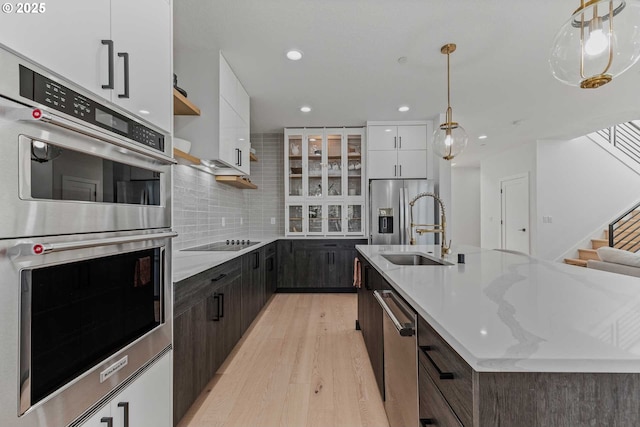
[537,136,640,260]
[480,142,537,254]
[451,167,480,247]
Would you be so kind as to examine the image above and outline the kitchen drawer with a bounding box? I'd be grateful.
[419,362,463,427]
[418,316,472,427]
[174,259,242,316]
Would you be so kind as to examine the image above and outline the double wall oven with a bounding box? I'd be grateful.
[0,45,175,427]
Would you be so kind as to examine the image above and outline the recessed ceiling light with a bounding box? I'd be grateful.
[286,50,303,61]
[398,106,410,112]
[478,135,488,140]
[300,106,311,113]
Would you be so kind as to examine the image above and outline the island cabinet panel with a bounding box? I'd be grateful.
[419,362,463,427]
[173,259,242,426]
[475,372,640,427]
[276,239,367,291]
[418,317,473,427]
[356,257,387,399]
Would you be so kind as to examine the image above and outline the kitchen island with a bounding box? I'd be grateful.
[356,244,640,426]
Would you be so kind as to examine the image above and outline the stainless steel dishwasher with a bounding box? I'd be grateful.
[374,289,418,427]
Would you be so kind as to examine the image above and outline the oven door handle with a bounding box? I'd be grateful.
[15,231,178,256]
[17,107,176,165]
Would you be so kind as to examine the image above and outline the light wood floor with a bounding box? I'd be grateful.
[178,293,390,427]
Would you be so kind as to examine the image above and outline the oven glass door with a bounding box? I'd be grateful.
[28,139,162,206]
[21,247,163,407]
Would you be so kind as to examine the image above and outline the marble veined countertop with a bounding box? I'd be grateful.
[356,244,640,373]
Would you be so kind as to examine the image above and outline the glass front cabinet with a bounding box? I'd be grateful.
[285,128,365,236]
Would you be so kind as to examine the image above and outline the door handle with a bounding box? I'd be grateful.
[117,52,130,99]
[364,265,371,290]
[100,417,113,427]
[101,40,114,89]
[117,402,129,427]
[219,293,224,318]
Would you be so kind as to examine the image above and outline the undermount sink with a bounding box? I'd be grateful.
[381,253,453,266]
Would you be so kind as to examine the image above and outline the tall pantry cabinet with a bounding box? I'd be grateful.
[285,128,365,237]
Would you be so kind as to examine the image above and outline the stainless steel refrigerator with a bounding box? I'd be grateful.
[369,179,436,245]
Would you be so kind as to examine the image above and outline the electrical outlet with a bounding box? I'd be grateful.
[271,217,276,225]
[222,217,226,227]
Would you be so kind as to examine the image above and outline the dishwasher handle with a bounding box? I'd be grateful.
[373,290,415,336]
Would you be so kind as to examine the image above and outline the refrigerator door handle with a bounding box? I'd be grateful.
[399,186,405,245]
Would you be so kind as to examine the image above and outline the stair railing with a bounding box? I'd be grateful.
[596,121,640,166]
[609,200,640,252]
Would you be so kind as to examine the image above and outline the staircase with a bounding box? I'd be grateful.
[565,208,640,267]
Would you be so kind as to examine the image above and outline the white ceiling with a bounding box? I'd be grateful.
[174,0,640,166]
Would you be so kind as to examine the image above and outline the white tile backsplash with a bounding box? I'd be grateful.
[172,133,284,250]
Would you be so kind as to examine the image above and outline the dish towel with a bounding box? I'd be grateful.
[353,257,362,288]
[134,256,152,287]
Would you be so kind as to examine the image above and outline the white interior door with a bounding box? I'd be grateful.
[501,174,530,254]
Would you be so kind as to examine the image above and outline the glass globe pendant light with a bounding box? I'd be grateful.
[433,43,468,161]
[549,0,640,89]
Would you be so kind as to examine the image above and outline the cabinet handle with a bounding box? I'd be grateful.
[399,164,402,177]
[393,136,397,149]
[219,293,224,318]
[394,165,397,177]
[254,251,259,269]
[117,52,130,99]
[239,149,242,166]
[208,294,221,321]
[211,273,227,282]
[420,419,435,426]
[289,241,293,253]
[332,252,335,264]
[420,346,454,380]
[327,252,331,264]
[101,40,114,89]
[324,243,337,247]
[267,257,273,272]
[100,417,113,427]
[399,136,402,149]
[117,402,129,427]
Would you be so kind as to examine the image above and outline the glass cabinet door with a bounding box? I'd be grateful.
[327,203,343,235]
[306,133,323,198]
[286,133,303,198]
[346,130,363,198]
[307,204,324,235]
[346,203,364,235]
[286,204,304,235]
[326,130,343,198]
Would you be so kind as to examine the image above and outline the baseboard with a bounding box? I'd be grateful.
[275,287,357,294]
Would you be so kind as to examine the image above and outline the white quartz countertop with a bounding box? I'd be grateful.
[173,238,279,282]
[356,244,640,373]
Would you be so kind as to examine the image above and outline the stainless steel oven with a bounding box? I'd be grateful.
[0,230,174,427]
[0,45,176,427]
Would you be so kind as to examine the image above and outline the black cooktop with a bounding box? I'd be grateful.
[183,240,260,252]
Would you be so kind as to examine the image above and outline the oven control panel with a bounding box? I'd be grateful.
[18,65,165,152]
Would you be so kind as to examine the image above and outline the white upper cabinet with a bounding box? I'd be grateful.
[0,0,111,96]
[0,0,172,132]
[367,123,429,179]
[217,53,250,175]
[110,0,172,132]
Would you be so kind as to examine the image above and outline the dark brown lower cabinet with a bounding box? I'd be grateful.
[241,249,264,333]
[265,244,277,300]
[419,362,462,427]
[356,257,386,399]
[277,239,366,291]
[173,259,242,426]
